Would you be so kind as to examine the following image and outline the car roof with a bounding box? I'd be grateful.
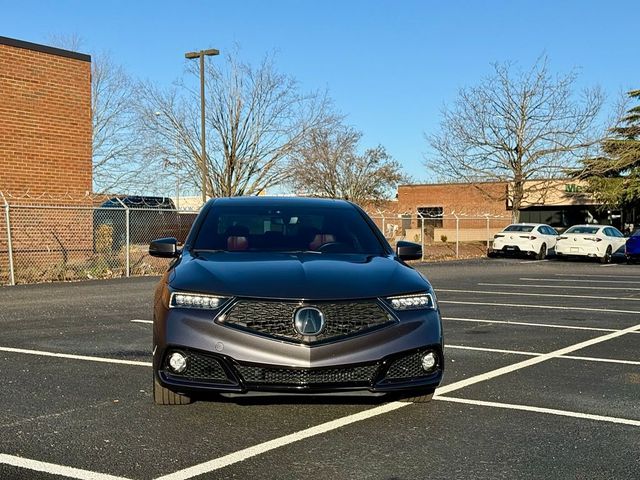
[210,196,354,209]
[506,223,545,227]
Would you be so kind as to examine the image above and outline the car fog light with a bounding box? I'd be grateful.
[421,352,437,371]
[168,352,187,373]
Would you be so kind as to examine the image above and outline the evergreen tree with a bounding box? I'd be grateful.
[579,90,640,206]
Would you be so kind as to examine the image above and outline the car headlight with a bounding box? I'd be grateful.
[385,292,437,311]
[170,292,228,310]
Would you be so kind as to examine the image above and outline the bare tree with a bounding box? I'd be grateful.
[49,35,155,194]
[138,51,333,199]
[288,124,407,206]
[425,56,604,221]
[91,53,160,194]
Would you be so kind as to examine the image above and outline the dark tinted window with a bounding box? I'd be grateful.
[565,226,599,234]
[193,205,384,254]
[609,227,624,238]
[504,225,535,233]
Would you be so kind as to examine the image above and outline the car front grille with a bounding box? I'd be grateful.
[236,363,379,386]
[219,299,395,344]
[163,350,232,384]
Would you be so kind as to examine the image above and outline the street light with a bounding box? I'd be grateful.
[185,48,219,204]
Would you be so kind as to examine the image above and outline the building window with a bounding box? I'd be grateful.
[418,207,444,228]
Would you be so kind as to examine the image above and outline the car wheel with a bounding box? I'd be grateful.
[536,243,547,260]
[153,376,192,405]
[600,246,613,264]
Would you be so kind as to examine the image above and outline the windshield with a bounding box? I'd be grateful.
[192,205,385,254]
[503,225,535,233]
[565,226,599,234]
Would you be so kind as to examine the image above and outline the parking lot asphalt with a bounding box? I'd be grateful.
[1,258,639,479]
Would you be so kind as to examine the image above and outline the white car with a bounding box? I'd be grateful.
[489,223,559,259]
[555,224,626,263]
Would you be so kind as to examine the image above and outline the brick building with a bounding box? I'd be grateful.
[0,36,92,201]
[392,179,630,231]
[0,36,93,284]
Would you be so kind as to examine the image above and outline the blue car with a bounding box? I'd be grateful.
[626,230,640,264]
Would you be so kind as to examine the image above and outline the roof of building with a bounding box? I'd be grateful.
[0,36,91,62]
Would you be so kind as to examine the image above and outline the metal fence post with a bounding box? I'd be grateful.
[455,214,460,258]
[1,193,15,285]
[486,215,490,251]
[115,198,130,277]
[417,212,425,261]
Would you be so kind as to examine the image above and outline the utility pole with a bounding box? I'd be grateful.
[185,48,219,204]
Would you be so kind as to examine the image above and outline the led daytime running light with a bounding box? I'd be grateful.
[171,292,225,309]
[387,293,435,311]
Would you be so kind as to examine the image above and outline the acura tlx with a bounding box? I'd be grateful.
[149,196,444,404]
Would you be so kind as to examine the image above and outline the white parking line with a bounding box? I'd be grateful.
[439,300,640,315]
[555,273,640,279]
[152,322,640,479]
[562,355,640,366]
[447,345,640,366]
[131,319,153,324]
[0,346,151,366]
[479,282,640,291]
[433,397,640,427]
[520,277,640,284]
[0,454,132,480]
[443,316,639,334]
[438,288,640,302]
[435,322,640,396]
[519,260,548,264]
[153,401,410,480]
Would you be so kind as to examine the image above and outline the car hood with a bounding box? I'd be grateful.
[169,252,429,300]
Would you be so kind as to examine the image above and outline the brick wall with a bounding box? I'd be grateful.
[0,37,92,202]
[397,182,508,216]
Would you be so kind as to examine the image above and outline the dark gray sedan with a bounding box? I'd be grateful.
[150,197,443,404]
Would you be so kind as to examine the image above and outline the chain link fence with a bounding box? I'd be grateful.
[0,198,512,285]
[370,213,511,261]
[0,197,198,285]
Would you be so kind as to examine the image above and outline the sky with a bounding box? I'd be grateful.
[2,0,638,184]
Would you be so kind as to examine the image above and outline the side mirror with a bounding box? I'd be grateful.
[396,240,422,261]
[149,237,179,258]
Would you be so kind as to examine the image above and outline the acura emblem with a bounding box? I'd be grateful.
[293,307,325,336]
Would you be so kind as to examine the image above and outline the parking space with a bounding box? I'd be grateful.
[1,258,639,479]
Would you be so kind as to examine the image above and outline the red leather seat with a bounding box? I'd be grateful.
[227,236,249,251]
[225,225,250,251]
[309,233,336,250]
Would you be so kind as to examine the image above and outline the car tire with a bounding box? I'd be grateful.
[153,376,192,405]
[536,244,547,260]
[600,246,612,264]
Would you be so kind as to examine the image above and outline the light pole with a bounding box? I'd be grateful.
[185,48,219,204]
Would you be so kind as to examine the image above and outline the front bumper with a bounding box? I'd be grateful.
[153,304,444,396]
[156,345,443,396]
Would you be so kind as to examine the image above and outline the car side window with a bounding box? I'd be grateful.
[610,228,624,238]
